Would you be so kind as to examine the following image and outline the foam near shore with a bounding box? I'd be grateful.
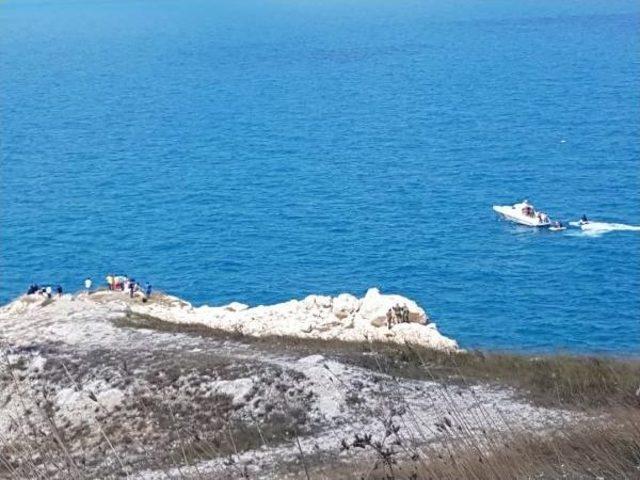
[1,287,459,352]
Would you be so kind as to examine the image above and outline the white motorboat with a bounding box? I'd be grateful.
[493,200,552,227]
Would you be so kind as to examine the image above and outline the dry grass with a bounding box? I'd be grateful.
[118,312,640,409]
[310,407,640,480]
[2,311,638,479]
[0,334,313,479]
[113,312,640,478]
[347,344,640,409]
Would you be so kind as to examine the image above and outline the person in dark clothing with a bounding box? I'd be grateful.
[580,214,589,224]
[129,282,135,298]
[56,285,63,296]
[145,283,152,299]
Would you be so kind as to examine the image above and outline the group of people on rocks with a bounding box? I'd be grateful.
[386,304,411,329]
[26,275,153,300]
[105,274,152,299]
[26,284,63,298]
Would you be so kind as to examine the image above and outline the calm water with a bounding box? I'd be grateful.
[2,0,639,354]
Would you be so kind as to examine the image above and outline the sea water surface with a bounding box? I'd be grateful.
[1,0,639,354]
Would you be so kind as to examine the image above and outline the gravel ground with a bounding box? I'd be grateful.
[0,292,574,479]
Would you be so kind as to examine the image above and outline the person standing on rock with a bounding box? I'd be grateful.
[145,283,152,299]
[84,277,92,293]
[106,274,113,290]
[386,308,395,329]
[401,305,409,323]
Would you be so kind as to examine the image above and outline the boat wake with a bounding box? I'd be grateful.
[568,221,640,235]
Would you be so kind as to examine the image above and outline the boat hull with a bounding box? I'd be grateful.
[493,205,551,227]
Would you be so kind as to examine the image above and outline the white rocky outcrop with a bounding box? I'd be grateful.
[331,293,360,319]
[356,288,428,327]
[0,288,459,352]
[0,289,576,480]
[127,287,458,351]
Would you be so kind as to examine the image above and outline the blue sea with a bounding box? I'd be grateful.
[1,0,639,354]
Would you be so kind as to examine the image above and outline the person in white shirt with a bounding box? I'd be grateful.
[84,278,92,293]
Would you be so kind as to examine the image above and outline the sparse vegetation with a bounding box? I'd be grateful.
[1,310,638,479]
[119,311,640,408]
[311,408,640,480]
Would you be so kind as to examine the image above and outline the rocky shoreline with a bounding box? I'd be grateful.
[0,289,611,479]
[131,287,459,351]
[2,287,459,352]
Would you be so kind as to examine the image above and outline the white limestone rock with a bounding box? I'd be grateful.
[134,288,454,350]
[223,302,249,312]
[210,378,254,406]
[303,294,332,309]
[390,322,458,351]
[0,288,458,352]
[354,288,429,328]
[331,293,360,319]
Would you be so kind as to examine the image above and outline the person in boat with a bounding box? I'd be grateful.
[580,214,589,225]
